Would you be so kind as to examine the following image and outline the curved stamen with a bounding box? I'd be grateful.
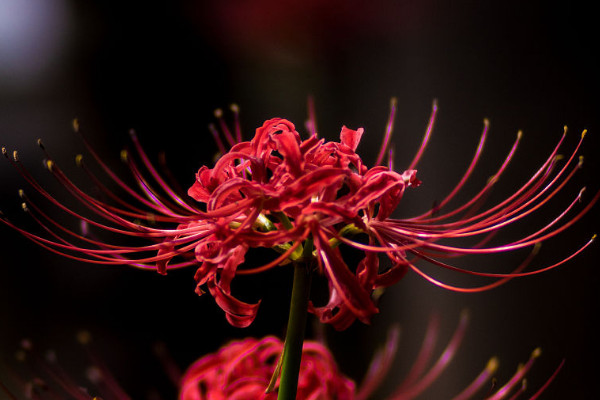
[128,129,203,214]
[486,348,541,400]
[451,357,499,400]
[389,311,469,399]
[375,97,398,166]
[402,236,593,292]
[407,100,437,171]
[415,118,489,219]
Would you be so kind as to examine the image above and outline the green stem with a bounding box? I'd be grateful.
[277,258,312,400]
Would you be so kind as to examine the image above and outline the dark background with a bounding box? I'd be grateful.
[1,1,598,398]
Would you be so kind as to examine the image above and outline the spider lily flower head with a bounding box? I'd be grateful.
[1,100,597,329]
[179,336,356,400]
[178,312,563,400]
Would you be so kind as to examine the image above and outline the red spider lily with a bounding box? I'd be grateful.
[179,336,355,400]
[178,313,563,400]
[1,100,596,329]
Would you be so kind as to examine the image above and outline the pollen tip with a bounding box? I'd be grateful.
[517,130,523,140]
[72,118,80,132]
[128,128,137,138]
[581,129,587,138]
[390,97,398,107]
[483,117,490,126]
[591,233,597,241]
[36,138,45,149]
[21,202,28,212]
[77,330,92,345]
[75,154,83,167]
[531,347,542,358]
[578,155,584,167]
[486,357,500,373]
[80,220,89,236]
[2,146,7,157]
[432,98,438,110]
[532,242,542,253]
[230,103,239,113]
[45,159,54,171]
[15,350,26,362]
[18,189,25,198]
[120,149,128,162]
[87,365,103,384]
[146,213,157,224]
[12,150,18,161]
[214,108,223,118]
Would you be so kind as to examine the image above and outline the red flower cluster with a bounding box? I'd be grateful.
[2,101,596,329]
[179,336,355,400]
[181,115,423,329]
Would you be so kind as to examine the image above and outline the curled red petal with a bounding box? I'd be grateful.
[340,125,364,152]
[313,228,379,324]
[207,279,261,328]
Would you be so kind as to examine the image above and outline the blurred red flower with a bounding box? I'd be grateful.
[179,313,562,400]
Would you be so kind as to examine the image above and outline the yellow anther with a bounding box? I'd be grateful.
[486,356,499,373]
[15,350,26,362]
[146,213,157,225]
[77,330,92,345]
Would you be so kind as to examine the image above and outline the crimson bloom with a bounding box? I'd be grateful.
[179,336,355,400]
[1,101,596,329]
[178,313,563,400]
